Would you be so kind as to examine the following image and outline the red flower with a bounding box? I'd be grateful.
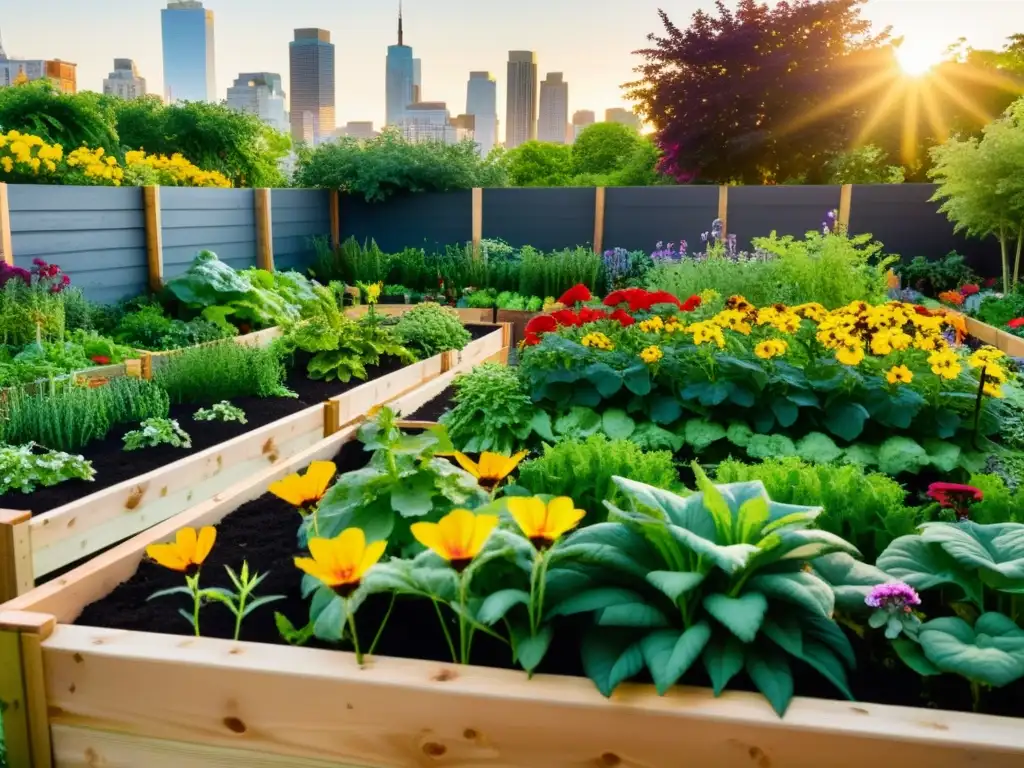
[90,355,111,365]
[610,309,635,327]
[927,482,983,521]
[1008,318,1024,329]
[550,309,583,327]
[984,277,998,288]
[960,284,980,296]
[522,332,541,346]
[604,288,683,312]
[645,290,685,310]
[557,284,592,306]
[525,315,558,335]
[680,294,702,312]
[578,307,608,324]
[913,305,935,317]
[603,289,637,308]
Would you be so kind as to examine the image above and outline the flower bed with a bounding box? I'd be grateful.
[0,323,507,602]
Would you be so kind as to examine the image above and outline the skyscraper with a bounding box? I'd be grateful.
[466,71,497,156]
[161,1,215,103]
[227,73,287,132]
[605,107,641,131]
[572,109,595,141]
[386,4,415,126]
[505,51,537,149]
[103,59,147,100]
[412,58,422,104]
[289,28,335,145]
[538,72,569,144]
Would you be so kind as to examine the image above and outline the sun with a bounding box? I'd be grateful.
[895,40,944,77]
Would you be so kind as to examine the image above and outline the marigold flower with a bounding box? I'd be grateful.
[639,345,664,364]
[508,496,586,549]
[294,528,385,594]
[269,461,336,508]
[638,316,665,334]
[928,350,962,380]
[454,450,528,491]
[581,332,614,350]
[690,322,725,349]
[146,526,216,575]
[411,508,499,568]
[835,341,865,367]
[886,365,913,385]
[754,339,787,360]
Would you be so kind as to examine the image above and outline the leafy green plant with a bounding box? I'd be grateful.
[154,340,290,404]
[876,522,1024,695]
[440,362,554,453]
[975,287,1024,329]
[123,417,192,451]
[514,434,678,523]
[114,304,233,351]
[543,467,859,715]
[391,302,471,359]
[714,457,923,562]
[465,289,496,309]
[895,253,976,297]
[961,473,1024,524]
[0,377,170,453]
[0,442,95,494]
[202,561,286,641]
[519,246,604,298]
[283,311,414,383]
[194,401,247,424]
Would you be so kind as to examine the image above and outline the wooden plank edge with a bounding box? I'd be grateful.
[0,610,54,768]
[0,508,33,602]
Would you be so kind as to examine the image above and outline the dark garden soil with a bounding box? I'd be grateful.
[75,432,1023,718]
[403,386,454,422]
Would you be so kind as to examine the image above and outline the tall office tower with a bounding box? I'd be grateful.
[538,72,568,144]
[386,4,415,126]
[412,58,422,103]
[572,109,595,141]
[466,71,497,156]
[227,72,287,132]
[161,1,215,103]
[289,28,336,144]
[505,51,537,149]
[103,59,147,99]
[605,107,641,131]
[399,102,463,144]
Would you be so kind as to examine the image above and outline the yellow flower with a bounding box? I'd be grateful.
[581,332,614,350]
[886,365,913,385]
[410,508,499,566]
[889,331,913,351]
[294,528,385,594]
[366,282,382,305]
[640,345,663,364]
[508,496,586,548]
[0,157,11,173]
[928,350,962,380]
[969,346,1005,368]
[269,461,336,507]
[690,322,725,349]
[870,331,893,356]
[146,526,216,573]
[793,302,827,322]
[983,381,1005,398]
[836,341,865,367]
[913,333,942,352]
[454,450,528,491]
[639,316,664,334]
[754,339,787,360]
[713,309,752,335]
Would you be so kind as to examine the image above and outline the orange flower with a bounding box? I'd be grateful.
[146,527,216,574]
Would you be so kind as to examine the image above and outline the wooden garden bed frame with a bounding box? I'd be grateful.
[1,350,1022,766]
[0,324,510,603]
[962,315,1024,357]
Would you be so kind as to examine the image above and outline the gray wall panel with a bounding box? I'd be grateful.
[271,189,330,273]
[160,187,257,271]
[728,185,841,253]
[603,186,719,255]
[339,191,472,253]
[482,188,594,251]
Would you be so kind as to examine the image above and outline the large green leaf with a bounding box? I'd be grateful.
[649,395,683,425]
[771,397,799,428]
[918,613,1024,687]
[892,637,942,676]
[669,527,759,574]
[646,571,706,602]
[598,603,671,628]
[877,534,983,607]
[477,589,531,625]
[390,473,435,517]
[602,408,636,440]
[918,522,1024,585]
[811,553,891,613]
[640,622,713,694]
[583,362,624,398]
[824,401,870,441]
[548,587,644,618]
[702,634,745,695]
[622,363,652,396]
[735,496,770,545]
[703,592,768,642]
[513,625,553,673]
[746,645,795,716]
[581,629,646,697]
[762,615,853,700]
[748,572,835,617]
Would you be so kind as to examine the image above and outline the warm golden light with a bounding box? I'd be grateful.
[895,41,944,77]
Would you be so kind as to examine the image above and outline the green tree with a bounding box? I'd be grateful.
[571,121,643,176]
[824,145,905,184]
[929,96,1024,291]
[502,140,573,186]
[0,80,119,153]
[294,129,508,201]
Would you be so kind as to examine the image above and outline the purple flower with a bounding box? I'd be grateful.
[865,582,921,611]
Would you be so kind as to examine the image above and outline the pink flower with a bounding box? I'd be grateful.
[927,482,983,520]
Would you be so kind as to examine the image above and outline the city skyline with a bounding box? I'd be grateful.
[5,1,1024,130]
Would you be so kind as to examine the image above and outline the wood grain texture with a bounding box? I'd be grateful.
[254,188,274,272]
[593,186,606,255]
[965,316,1000,345]
[471,187,483,259]
[0,509,32,602]
[0,181,13,265]
[0,629,31,765]
[718,184,729,239]
[143,185,163,291]
[38,625,1024,768]
[329,189,340,248]
[838,183,853,229]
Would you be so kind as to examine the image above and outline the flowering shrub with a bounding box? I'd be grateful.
[0,129,63,181]
[519,289,1012,473]
[124,150,231,188]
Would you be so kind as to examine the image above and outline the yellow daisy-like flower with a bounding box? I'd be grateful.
[690,322,725,349]
[969,346,1005,368]
[886,365,913,385]
[928,350,962,380]
[638,316,664,334]
[983,381,1005,399]
[269,461,337,508]
[146,526,216,574]
[792,302,827,322]
[836,341,865,367]
[870,331,893,356]
[581,332,614,350]
[454,450,528,491]
[411,509,499,569]
[889,331,913,351]
[507,496,586,549]
[754,339,787,360]
[294,528,386,595]
[639,345,664,364]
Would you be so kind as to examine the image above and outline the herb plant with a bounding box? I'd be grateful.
[0,442,96,494]
[154,341,291,404]
[194,401,248,424]
[392,302,471,358]
[123,417,192,451]
[895,252,976,297]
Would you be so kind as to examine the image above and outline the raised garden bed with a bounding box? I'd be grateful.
[0,324,508,602]
[962,315,1024,357]
[1,377,1021,767]
[497,308,541,347]
[345,305,493,325]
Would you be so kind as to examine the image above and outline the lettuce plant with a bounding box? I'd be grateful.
[542,466,860,715]
[391,302,471,359]
[0,442,95,494]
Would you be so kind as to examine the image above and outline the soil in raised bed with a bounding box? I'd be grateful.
[2,325,494,515]
[403,386,455,422]
[75,433,1023,718]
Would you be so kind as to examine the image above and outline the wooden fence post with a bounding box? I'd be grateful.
[255,188,274,272]
[143,185,163,292]
[593,187,606,255]
[0,509,32,603]
[718,185,729,240]
[0,611,56,768]
[0,181,14,266]
[838,184,853,230]
[323,400,341,438]
[472,187,483,260]
[329,190,341,249]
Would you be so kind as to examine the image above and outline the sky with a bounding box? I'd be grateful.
[3,0,1024,129]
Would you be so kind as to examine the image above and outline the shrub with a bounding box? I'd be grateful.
[392,303,471,358]
[440,363,545,453]
[516,434,679,523]
[0,377,170,453]
[895,252,976,297]
[154,341,289,404]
